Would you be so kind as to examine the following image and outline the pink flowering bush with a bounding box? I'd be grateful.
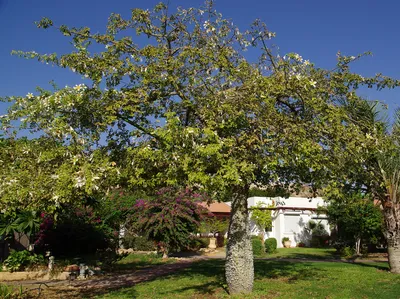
[129,188,210,257]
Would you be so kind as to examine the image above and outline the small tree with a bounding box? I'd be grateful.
[326,193,383,255]
[200,215,229,238]
[131,188,208,258]
[250,202,274,241]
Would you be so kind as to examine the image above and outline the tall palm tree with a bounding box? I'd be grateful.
[343,100,400,272]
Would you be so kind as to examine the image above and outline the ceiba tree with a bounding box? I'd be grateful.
[1,2,399,294]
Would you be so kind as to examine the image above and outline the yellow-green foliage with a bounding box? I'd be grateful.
[250,202,274,232]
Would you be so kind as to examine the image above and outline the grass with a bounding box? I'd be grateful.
[98,258,400,299]
[114,253,175,272]
[263,247,340,260]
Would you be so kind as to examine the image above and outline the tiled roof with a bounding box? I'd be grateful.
[201,202,231,213]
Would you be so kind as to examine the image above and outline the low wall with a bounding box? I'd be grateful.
[0,271,69,281]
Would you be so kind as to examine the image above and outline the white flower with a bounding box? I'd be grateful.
[293,53,303,62]
[73,84,85,91]
[74,176,86,188]
[26,93,34,99]
[309,80,317,88]
[105,44,110,49]
[304,60,311,66]
[71,68,76,73]
[199,9,204,15]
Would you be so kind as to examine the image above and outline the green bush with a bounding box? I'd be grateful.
[310,235,330,248]
[122,235,156,251]
[252,238,263,256]
[198,238,210,249]
[4,250,45,272]
[341,246,355,259]
[187,237,209,250]
[265,238,277,253]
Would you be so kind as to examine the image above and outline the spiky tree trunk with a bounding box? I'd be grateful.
[383,202,400,273]
[225,189,254,294]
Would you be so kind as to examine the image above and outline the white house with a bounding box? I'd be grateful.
[222,196,330,247]
[247,196,330,247]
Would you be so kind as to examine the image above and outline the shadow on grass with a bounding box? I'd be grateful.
[48,258,390,298]
[270,250,341,261]
[144,259,328,297]
[254,260,327,282]
[349,261,389,271]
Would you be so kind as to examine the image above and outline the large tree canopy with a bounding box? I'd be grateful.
[1,2,399,294]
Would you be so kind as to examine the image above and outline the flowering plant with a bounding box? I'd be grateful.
[130,188,209,257]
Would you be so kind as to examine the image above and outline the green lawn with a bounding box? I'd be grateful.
[114,253,175,271]
[263,247,340,260]
[98,258,400,299]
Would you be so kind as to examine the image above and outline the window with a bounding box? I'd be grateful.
[284,215,300,233]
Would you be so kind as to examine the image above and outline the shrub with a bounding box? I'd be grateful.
[265,238,277,253]
[252,238,263,256]
[297,242,306,247]
[310,235,330,248]
[198,238,210,249]
[341,246,355,259]
[4,250,45,272]
[35,207,116,257]
[130,188,209,257]
[122,235,155,251]
[187,237,209,250]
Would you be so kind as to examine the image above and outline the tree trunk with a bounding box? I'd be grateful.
[225,190,254,295]
[383,202,400,273]
[355,238,361,256]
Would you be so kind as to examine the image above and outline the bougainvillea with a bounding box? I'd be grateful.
[130,188,209,257]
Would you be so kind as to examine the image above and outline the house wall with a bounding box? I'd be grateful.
[247,197,330,247]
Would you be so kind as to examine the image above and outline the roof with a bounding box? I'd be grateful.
[201,202,231,213]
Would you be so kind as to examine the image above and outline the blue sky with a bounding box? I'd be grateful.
[1,0,399,118]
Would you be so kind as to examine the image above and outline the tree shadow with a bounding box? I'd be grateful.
[254,260,327,282]
[273,251,341,261]
[350,261,389,271]
[141,259,328,297]
[39,258,389,298]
